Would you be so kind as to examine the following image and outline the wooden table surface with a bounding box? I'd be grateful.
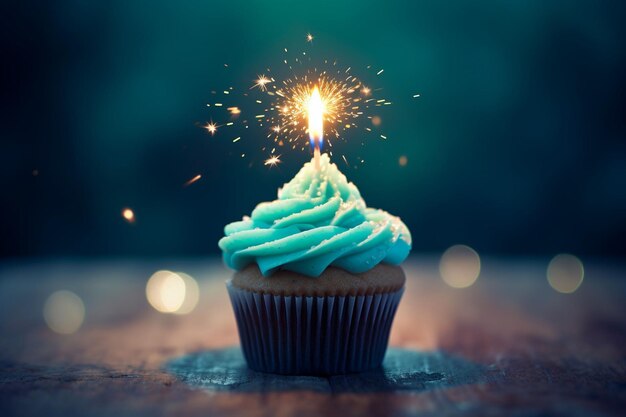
[0,257,625,417]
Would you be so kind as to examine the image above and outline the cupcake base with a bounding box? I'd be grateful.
[226,266,404,375]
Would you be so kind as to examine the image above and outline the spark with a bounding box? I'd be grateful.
[361,86,371,96]
[264,154,282,167]
[233,137,241,142]
[184,174,202,187]
[376,69,384,75]
[413,94,420,98]
[306,33,314,42]
[204,122,217,135]
[252,74,272,91]
[227,107,241,115]
[122,208,135,223]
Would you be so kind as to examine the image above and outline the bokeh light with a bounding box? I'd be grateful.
[439,244,481,288]
[175,272,200,315]
[547,254,584,294]
[371,115,381,126]
[399,155,408,167]
[146,270,199,314]
[43,290,85,334]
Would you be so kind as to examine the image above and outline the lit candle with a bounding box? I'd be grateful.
[219,69,412,279]
[307,86,324,170]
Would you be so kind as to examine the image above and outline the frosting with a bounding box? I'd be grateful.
[219,153,412,277]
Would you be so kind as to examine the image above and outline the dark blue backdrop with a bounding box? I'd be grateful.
[1,1,625,258]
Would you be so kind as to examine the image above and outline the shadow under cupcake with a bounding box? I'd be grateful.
[219,154,411,375]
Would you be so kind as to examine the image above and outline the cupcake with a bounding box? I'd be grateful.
[219,153,411,375]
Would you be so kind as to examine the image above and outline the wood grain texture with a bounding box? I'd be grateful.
[0,257,625,417]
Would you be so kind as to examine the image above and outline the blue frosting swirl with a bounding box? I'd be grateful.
[219,153,412,277]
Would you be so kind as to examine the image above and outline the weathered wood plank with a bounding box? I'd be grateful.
[0,258,624,416]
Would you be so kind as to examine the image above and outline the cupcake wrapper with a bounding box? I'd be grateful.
[226,282,404,375]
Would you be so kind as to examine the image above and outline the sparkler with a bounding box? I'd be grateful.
[271,71,369,151]
[202,36,394,168]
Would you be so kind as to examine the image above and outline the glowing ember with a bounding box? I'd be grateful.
[184,174,202,187]
[122,208,135,223]
[204,122,217,135]
[306,33,314,42]
[264,154,282,167]
[252,74,272,91]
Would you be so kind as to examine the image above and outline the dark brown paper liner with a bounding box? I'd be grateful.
[227,282,404,375]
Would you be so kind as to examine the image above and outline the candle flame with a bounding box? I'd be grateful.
[307,86,324,150]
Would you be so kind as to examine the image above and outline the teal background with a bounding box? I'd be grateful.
[1,1,625,258]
